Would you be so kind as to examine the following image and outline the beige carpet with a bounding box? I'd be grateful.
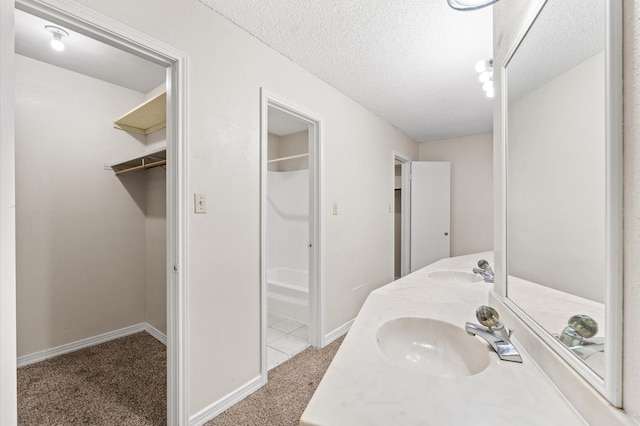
[18,331,344,426]
[18,332,167,425]
[205,335,344,426]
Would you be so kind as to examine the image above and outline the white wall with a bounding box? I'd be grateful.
[494,0,640,422]
[14,54,167,354]
[67,0,419,416]
[419,133,493,256]
[507,52,605,303]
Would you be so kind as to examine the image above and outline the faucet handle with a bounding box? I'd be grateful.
[477,259,490,270]
[567,314,598,338]
[476,305,500,328]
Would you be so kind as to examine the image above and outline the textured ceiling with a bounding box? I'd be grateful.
[200,0,494,143]
[506,0,604,102]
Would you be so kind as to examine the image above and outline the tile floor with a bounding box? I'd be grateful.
[267,313,310,370]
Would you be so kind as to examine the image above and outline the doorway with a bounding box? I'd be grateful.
[393,153,411,279]
[3,1,188,424]
[393,156,451,276]
[260,90,323,381]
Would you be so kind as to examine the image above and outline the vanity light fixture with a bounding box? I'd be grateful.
[475,58,494,98]
[447,0,500,11]
[45,25,69,52]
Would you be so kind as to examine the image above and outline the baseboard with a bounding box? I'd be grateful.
[144,323,168,346]
[189,375,263,426]
[324,318,355,346]
[17,322,167,367]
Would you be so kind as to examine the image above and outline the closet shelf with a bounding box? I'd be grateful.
[114,92,166,135]
[110,148,166,175]
[268,153,309,163]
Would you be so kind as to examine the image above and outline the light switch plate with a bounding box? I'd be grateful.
[194,194,206,214]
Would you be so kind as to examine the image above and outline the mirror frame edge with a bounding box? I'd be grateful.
[499,0,623,407]
[604,0,623,407]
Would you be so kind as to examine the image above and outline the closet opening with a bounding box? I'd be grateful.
[9,2,188,424]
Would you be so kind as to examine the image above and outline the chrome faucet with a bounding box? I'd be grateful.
[556,314,604,360]
[465,305,522,363]
[472,259,494,283]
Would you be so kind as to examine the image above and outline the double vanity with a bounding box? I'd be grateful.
[299,0,630,423]
[300,253,587,425]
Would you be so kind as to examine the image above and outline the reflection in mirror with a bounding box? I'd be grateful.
[504,0,621,403]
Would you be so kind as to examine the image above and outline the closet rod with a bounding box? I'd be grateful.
[115,159,166,175]
[267,153,309,163]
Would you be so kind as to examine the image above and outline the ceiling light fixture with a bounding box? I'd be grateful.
[447,0,500,11]
[45,25,69,52]
[475,58,494,98]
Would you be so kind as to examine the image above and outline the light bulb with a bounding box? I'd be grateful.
[479,70,493,83]
[482,81,493,92]
[45,26,68,53]
[51,36,64,51]
[475,60,487,73]
[486,87,495,98]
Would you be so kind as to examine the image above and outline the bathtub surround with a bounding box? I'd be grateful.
[267,170,309,282]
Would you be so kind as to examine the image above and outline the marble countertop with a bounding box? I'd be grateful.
[300,253,586,426]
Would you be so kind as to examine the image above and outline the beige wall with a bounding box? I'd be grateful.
[419,133,493,256]
[494,0,640,422]
[508,52,605,303]
[15,55,167,353]
[145,167,167,334]
[69,0,419,415]
[15,54,148,356]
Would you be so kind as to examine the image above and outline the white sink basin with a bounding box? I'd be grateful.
[428,270,483,283]
[375,317,490,378]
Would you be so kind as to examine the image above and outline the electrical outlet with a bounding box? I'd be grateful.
[194,194,206,214]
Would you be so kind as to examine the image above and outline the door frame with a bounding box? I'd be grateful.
[260,89,324,382]
[393,153,412,278]
[1,1,189,424]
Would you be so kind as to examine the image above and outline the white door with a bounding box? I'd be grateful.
[409,161,450,272]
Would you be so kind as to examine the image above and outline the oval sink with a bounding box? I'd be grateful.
[428,270,483,283]
[375,317,490,378]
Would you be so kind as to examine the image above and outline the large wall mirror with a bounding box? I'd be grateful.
[502,0,622,405]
